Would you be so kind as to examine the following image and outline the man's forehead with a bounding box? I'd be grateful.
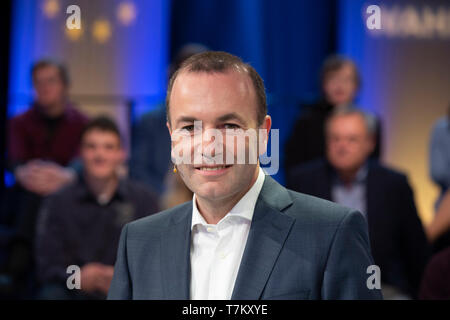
[171,71,257,116]
[174,69,252,90]
[328,115,370,135]
[83,129,120,141]
[35,65,59,75]
[174,111,247,124]
[331,113,364,124]
[326,63,356,79]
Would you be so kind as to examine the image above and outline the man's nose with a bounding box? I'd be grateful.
[201,129,218,156]
[193,128,224,160]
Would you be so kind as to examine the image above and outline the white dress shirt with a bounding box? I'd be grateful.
[190,168,266,300]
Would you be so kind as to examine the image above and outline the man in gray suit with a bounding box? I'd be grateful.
[108,51,382,300]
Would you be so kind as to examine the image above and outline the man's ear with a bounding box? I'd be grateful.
[260,115,272,141]
[367,134,376,154]
[261,115,272,134]
[118,147,127,163]
[258,115,272,156]
[166,121,172,135]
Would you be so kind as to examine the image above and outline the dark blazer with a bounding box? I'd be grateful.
[286,160,431,298]
[108,175,382,300]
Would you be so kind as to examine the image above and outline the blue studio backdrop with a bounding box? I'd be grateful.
[8,0,339,184]
[170,0,337,183]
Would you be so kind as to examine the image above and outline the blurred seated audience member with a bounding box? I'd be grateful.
[419,245,450,300]
[160,168,193,210]
[429,105,450,209]
[9,59,88,194]
[284,55,382,177]
[425,190,450,253]
[286,109,431,299]
[129,43,208,196]
[0,59,88,298]
[35,117,159,300]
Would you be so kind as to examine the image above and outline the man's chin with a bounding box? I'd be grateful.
[86,171,115,180]
[333,163,361,173]
[193,184,230,201]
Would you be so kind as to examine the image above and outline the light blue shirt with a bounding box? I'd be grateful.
[332,164,368,218]
[430,117,450,203]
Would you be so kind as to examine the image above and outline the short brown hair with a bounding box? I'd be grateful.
[81,116,122,146]
[320,55,360,89]
[31,59,70,87]
[166,51,267,125]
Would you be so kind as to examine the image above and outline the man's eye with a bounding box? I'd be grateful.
[105,144,116,150]
[224,123,240,129]
[182,125,195,131]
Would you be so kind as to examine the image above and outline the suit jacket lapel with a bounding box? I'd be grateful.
[231,176,295,300]
[160,203,192,299]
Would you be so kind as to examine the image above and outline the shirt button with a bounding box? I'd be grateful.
[207,227,214,233]
[219,252,226,259]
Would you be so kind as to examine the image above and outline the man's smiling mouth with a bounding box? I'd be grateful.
[195,165,233,171]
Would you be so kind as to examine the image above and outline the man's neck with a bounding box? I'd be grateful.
[84,173,119,204]
[336,167,361,188]
[38,100,67,118]
[195,167,260,224]
[336,162,368,188]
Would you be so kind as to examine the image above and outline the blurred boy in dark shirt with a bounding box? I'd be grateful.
[35,117,159,299]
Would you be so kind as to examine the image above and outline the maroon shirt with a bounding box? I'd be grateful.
[419,246,450,299]
[7,104,89,168]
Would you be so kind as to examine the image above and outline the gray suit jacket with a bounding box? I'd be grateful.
[108,176,382,300]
